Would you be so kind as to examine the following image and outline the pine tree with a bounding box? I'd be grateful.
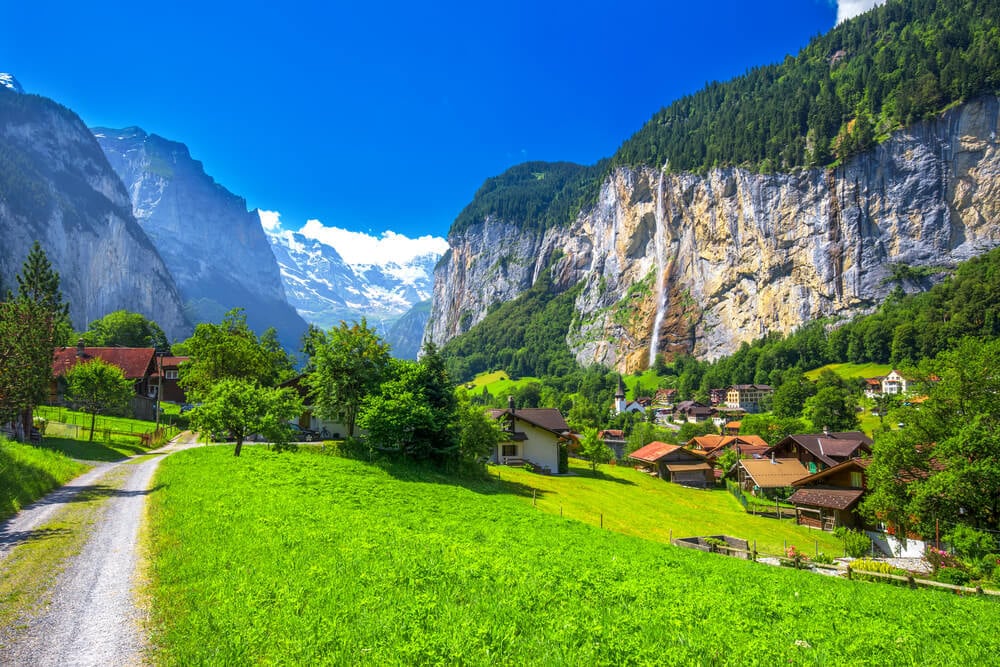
[16,241,71,342]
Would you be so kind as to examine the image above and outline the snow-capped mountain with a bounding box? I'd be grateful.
[0,73,23,93]
[263,220,442,338]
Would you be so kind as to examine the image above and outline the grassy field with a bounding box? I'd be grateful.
[35,406,174,461]
[496,459,842,557]
[804,362,892,382]
[461,371,542,398]
[144,447,1000,665]
[0,437,89,522]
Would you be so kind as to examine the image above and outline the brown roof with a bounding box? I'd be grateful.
[599,429,625,439]
[52,346,156,380]
[787,488,865,511]
[689,435,726,451]
[770,432,873,468]
[791,457,871,487]
[665,462,713,472]
[739,458,811,488]
[489,408,569,435]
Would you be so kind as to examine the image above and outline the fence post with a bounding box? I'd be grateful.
[600,513,603,529]
[846,564,852,580]
[533,489,536,507]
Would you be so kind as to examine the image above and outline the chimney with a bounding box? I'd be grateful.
[76,338,86,358]
[823,426,829,436]
[770,452,776,464]
[508,395,515,413]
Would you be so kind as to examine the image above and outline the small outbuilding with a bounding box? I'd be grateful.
[629,441,714,487]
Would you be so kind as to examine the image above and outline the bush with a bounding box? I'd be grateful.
[926,547,961,574]
[851,558,905,576]
[946,525,999,561]
[834,527,871,558]
[936,567,971,587]
[813,552,834,565]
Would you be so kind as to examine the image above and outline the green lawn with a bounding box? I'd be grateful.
[145,447,1000,665]
[461,371,542,398]
[804,362,892,382]
[495,459,842,556]
[0,437,89,521]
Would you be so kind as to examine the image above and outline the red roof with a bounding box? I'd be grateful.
[630,441,682,462]
[52,346,156,380]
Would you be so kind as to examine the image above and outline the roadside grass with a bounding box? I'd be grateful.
[0,438,89,522]
[36,405,183,438]
[804,362,892,382]
[145,447,1000,665]
[0,468,125,644]
[496,459,842,556]
[39,429,149,462]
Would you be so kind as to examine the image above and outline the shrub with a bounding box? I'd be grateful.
[936,567,971,587]
[946,525,999,561]
[926,547,961,574]
[834,527,871,558]
[813,552,834,564]
[785,545,810,568]
[851,558,905,576]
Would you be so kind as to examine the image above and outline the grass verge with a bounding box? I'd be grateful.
[0,438,89,522]
[145,447,1000,665]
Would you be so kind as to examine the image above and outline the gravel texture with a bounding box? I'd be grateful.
[0,433,199,666]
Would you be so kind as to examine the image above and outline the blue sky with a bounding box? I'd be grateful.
[2,1,882,263]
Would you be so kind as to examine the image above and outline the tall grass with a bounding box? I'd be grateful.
[145,447,999,665]
[0,437,88,521]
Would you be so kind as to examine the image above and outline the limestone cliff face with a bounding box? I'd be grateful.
[94,127,307,350]
[426,96,1000,371]
[0,88,190,340]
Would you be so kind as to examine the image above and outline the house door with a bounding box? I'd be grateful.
[501,444,518,458]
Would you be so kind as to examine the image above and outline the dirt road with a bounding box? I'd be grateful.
[0,432,200,666]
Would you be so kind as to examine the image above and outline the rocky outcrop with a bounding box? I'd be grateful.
[0,88,190,340]
[94,127,307,350]
[426,96,1000,371]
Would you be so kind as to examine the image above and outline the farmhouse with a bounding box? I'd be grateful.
[51,341,159,419]
[150,355,190,403]
[737,457,810,496]
[598,429,627,459]
[766,431,873,473]
[489,400,570,473]
[629,441,713,487]
[673,400,714,423]
[788,458,871,531]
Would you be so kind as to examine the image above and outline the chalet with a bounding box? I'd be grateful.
[725,384,773,413]
[673,400,714,423]
[881,370,911,395]
[766,431,873,474]
[489,400,570,473]
[863,377,884,399]
[738,457,811,496]
[708,388,727,406]
[151,355,189,403]
[629,441,713,487]
[653,388,676,406]
[51,341,158,419]
[788,458,871,531]
[598,429,627,459]
[723,420,741,436]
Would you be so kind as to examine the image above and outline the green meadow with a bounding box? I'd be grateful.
[804,363,892,382]
[145,447,999,665]
[0,437,88,521]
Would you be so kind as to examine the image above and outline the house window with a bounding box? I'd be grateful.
[165,370,179,380]
[850,471,863,488]
[502,444,517,458]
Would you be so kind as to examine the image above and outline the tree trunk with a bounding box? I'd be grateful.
[234,438,243,457]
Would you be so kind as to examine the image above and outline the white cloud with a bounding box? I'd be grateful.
[258,209,283,232]
[836,0,885,24]
[297,219,449,268]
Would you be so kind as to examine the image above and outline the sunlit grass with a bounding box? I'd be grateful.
[0,437,89,521]
[804,362,892,382]
[145,447,1000,665]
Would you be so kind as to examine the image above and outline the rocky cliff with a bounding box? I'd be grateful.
[94,127,307,350]
[426,96,1000,372]
[0,87,190,340]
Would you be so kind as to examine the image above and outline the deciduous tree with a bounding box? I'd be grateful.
[63,358,134,442]
[82,310,169,352]
[579,427,613,471]
[189,378,303,457]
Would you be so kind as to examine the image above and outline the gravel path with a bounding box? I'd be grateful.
[0,432,200,666]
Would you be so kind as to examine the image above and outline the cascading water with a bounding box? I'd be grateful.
[648,169,668,368]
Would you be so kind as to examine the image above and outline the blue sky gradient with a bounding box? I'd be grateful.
[2,1,880,246]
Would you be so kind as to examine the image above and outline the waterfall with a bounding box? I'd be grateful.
[648,169,668,368]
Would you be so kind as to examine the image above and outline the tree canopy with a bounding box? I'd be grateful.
[188,378,303,457]
[82,310,169,352]
[63,358,134,442]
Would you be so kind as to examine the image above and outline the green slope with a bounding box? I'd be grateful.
[146,446,999,665]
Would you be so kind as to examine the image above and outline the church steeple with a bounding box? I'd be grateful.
[614,375,627,414]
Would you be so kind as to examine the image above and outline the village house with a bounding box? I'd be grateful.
[598,429,627,459]
[725,384,773,413]
[787,458,871,531]
[863,377,884,398]
[151,355,190,404]
[673,400,714,423]
[765,431,873,474]
[51,341,159,420]
[737,456,811,497]
[489,399,570,473]
[881,370,911,395]
[629,441,714,487]
[689,434,770,459]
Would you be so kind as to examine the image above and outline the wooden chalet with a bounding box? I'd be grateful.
[598,429,626,459]
[489,400,570,473]
[788,458,872,531]
[738,457,810,497]
[629,441,713,487]
[766,431,873,474]
[150,355,190,403]
[51,341,159,419]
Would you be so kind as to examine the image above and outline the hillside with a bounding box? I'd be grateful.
[145,446,1000,664]
[427,0,1000,374]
